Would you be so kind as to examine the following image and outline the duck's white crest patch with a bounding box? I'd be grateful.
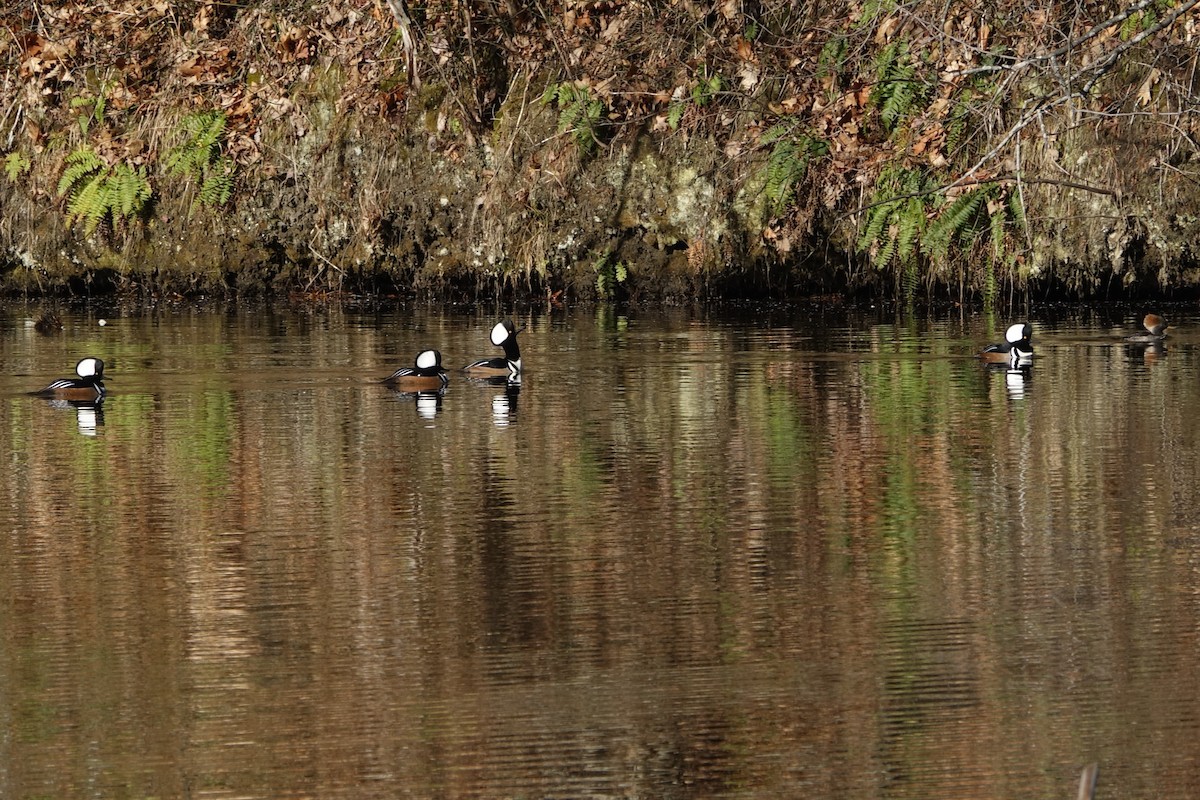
[415,350,438,370]
[76,357,100,378]
[490,322,509,346]
[1004,323,1027,344]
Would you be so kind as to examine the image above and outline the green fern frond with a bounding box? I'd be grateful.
[196,165,231,208]
[111,163,151,218]
[876,228,898,269]
[857,200,896,254]
[544,83,604,154]
[166,110,235,208]
[817,37,848,78]
[667,101,685,130]
[857,166,934,275]
[760,123,790,146]
[896,196,925,264]
[1008,189,1027,230]
[67,172,108,234]
[870,42,928,132]
[759,130,829,215]
[4,152,31,182]
[57,148,105,198]
[59,146,152,234]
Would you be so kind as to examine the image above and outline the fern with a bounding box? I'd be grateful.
[593,251,628,299]
[924,186,990,262]
[691,69,722,107]
[856,166,929,277]
[817,37,848,79]
[758,126,829,214]
[166,110,234,209]
[58,147,152,235]
[667,101,686,130]
[3,152,31,182]
[57,148,105,198]
[870,41,928,132]
[543,82,605,154]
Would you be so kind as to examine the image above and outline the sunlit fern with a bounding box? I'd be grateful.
[759,124,829,215]
[923,185,992,263]
[857,166,928,265]
[57,147,151,235]
[3,151,30,182]
[593,251,628,300]
[165,110,234,209]
[542,82,605,154]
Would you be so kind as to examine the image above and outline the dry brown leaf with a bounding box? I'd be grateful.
[1137,68,1160,107]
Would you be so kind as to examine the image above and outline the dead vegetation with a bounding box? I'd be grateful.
[1,0,1199,301]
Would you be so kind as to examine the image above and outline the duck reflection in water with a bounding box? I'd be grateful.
[1004,364,1032,400]
[382,349,449,419]
[44,398,105,436]
[491,382,520,427]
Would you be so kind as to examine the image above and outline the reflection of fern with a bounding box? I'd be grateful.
[166,110,233,208]
[542,82,605,154]
[871,41,927,131]
[57,148,151,234]
[759,125,829,214]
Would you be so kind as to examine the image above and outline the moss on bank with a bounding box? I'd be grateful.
[2,1,1199,302]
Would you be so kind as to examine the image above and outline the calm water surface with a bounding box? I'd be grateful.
[1,303,1198,799]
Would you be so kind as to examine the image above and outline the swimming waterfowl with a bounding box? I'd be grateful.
[978,323,1033,367]
[464,320,523,381]
[382,349,449,392]
[31,357,106,400]
[1124,313,1167,343]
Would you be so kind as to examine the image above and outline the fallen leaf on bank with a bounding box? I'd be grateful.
[1137,68,1160,106]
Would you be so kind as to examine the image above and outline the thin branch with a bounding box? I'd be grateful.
[847,172,1116,219]
[383,0,419,88]
[947,0,1161,78]
[1082,0,1200,94]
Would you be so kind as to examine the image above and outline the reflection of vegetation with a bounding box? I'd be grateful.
[166,390,235,496]
[2,310,1198,798]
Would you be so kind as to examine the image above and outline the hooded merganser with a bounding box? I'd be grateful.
[464,320,523,380]
[978,323,1033,366]
[1124,313,1167,343]
[31,357,106,400]
[382,349,449,392]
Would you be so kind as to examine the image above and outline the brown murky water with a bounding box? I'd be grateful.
[0,303,1197,798]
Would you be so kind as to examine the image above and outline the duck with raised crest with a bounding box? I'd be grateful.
[382,349,449,392]
[978,323,1033,367]
[464,320,523,381]
[31,357,107,400]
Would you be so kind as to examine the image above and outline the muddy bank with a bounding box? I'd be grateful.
[2,1,1199,302]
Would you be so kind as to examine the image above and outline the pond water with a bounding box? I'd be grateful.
[0,301,1197,799]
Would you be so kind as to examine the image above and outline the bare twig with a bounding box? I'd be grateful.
[383,0,419,88]
[1076,763,1099,800]
[847,171,1116,219]
[1082,0,1200,94]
